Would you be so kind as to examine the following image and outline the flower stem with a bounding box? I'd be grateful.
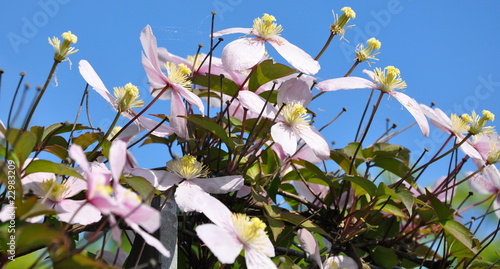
[22,60,59,130]
[88,112,121,161]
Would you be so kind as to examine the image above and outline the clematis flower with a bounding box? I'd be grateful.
[420,104,483,160]
[468,164,500,218]
[20,170,101,225]
[140,25,206,139]
[322,255,359,269]
[48,31,78,62]
[212,13,320,75]
[355,37,381,63]
[195,195,277,269]
[130,155,243,212]
[316,66,430,137]
[330,7,356,38]
[239,78,330,159]
[297,228,323,268]
[79,60,174,137]
[471,132,500,165]
[69,141,170,258]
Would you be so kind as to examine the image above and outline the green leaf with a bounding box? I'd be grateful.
[16,196,58,221]
[186,115,235,150]
[330,149,357,175]
[72,132,103,150]
[125,176,156,204]
[42,122,91,141]
[370,246,399,269]
[373,157,411,178]
[342,175,377,197]
[374,203,406,218]
[441,219,479,255]
[15,223,68,254]
[53,253,118,269]
[24,159,83,179]
[6,129,37,164]
[248,59,297,92]
[192,74,240,97]
[396,187,415,216]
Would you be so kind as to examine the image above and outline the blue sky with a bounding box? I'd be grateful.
[1,0,500,188]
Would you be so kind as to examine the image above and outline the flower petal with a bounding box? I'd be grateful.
[109,140,127,188]
[196,224,243,264]
[170,90,189,139]
[222,38,266,71]
[55,200,101,225]
[390,91,430,137]
[269,37,319,75]
[297,229,322,269]
[244,247,277,269]
[277,78,312,107]
[238,90,278,119]
[271,122,298,156]
[297,126,331,160]
[212,27,252,38]
[78,60,116,105]
[316,77,377,92]
[129,223,171,258]
[191,175,244,194]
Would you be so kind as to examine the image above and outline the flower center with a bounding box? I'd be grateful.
[373,66,407,93]
[113,83,145,112]
[231,213,267,245]
[252,13,283,39]
[40,179,69,202]
[450,113,470,135]
[165,62,192,88]
[281,103,310,127]
[166,155,209,180]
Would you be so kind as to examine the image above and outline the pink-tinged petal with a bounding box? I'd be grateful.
[175,182,219,213]
[297,126,331,160]
[271,122,298,156]
[135,115,174,137]
[128,168,181,191]
[170,90,189,139]
[129,223,171,258]
[141,54,170,94]
[269,37,319,75]
[69,145,91,172]
[238,91,278,119]
[294,181,327,205]
[316,77,376,92]
[362,69,376,81]
[115,187,160,233]
[277,78,312,107]
[468,172,497,195]
[485,165,500,189]
[494,195,500,219]
[323,256,359,269]
[108,215,122,244]
[63,176,88,197]
[244,247,277,269]
[158,47,189,67]
[172,84,205,115]
[221,38,266,71]
[196,224,243,263]
[55,200,101,225]
[390,92,430,137]
[236,185,252,198]
[22,171,56,196]
[191,175,243,194]
[111,123,141,142]
[297,229,322,269]
[294,145,323,164]
[140,25,162,72]
[458,138,483,160]
[212,27,252,38]
[419,104,452,134]
[78,60,116,104]
[109,140,127,187]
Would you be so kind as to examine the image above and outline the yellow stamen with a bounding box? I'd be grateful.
[450,114,470,135]
[252,13,283,39]
[166,155,210,180]
[113,83,145,112]
[372,66,407,93]
[281,103,310,128]
[231,213,267,245]
[468,110,496,135]
[165,62,192,89]
[48,31,78,62]
[40,179,69,202]
[356,37,382,63]
[330,7,356,37]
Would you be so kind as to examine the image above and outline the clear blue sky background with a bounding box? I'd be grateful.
[1,0,500,190]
